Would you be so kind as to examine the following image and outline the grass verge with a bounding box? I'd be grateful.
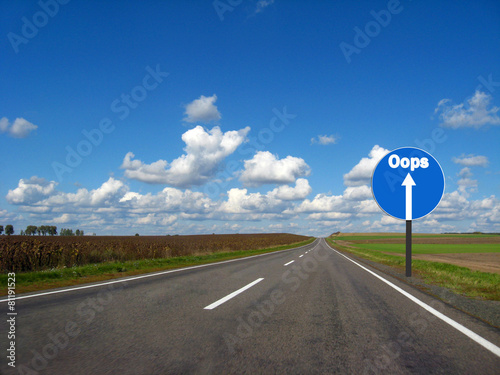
[354,243,500,254]
[0,238,315,295]
[327,238,500,301]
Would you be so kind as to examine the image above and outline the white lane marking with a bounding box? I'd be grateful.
[0,239,319,303]
[284,260,295,266]
[325,239,500,358]
[204,278,264,310]
[299,255,304,258]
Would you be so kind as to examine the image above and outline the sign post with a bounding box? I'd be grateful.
[406,219,411,277]
[372,147,444,277]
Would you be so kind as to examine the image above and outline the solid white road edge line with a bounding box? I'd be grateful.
[204,278,264,310]
[325,239,500,358]
[0,239,319,303]
[284,260,295,266]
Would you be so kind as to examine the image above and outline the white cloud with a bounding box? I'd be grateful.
[5,142,500,235]
[342,185,372,201]
[239,151,311,186]
[307,212,352,221]
[6,177,57,205]
[0,117,38,138]
[269,178,312,201]
[458,167,473,178]
[122,125,250,187]
[434,90,500,129]
[431,190,469,219]
[452,154,489,167]
[183,94,221,123]
[457,177,477,197]
[0,208,19,223]
[220,189,280,214]
[343,145,389,186]
[219,179,310,214]
[137,214,159,225]
[311,134,337,145]
[455,167,478,197]
[8,177,127,208]
[293,193,344,213]
[53,213,73,224]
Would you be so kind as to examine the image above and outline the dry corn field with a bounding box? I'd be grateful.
[0,233,310,273]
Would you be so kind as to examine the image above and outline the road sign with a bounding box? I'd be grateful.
[371,147,445,221]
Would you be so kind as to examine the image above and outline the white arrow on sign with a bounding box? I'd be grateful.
[402,173,416,220]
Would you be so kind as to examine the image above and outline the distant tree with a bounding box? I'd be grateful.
[60,228,74,236]
[75,229,81,236]
[0,225,3,235]
[135,233,140,236]
[20,230,25,235]
[25,225,37,236]
[48,226,57,236]
[80,230,84,236]
[5,225,14,236]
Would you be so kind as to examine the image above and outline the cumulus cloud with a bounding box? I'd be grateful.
[0,117,38,138]
[342,185,372,201]
[6,177,57,205]
[136,213,177,226]
[310,135,337,145]
[269,178,312,201]
[183,94,221,123]
[293,193,344,213]
[53,213,73,224]
[452,154,489,167]
[122,126,250,187]
[434,90,500,129]
[343,145,389,186]
[5,142,500,235]
[7,177,129,209]
[456,167,478,197]
[239,151,311,187]
[219,179,310,214]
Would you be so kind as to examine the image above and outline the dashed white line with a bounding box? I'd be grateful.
[0,239,319,303]
[284,260,295,266]
[204,278,264,310]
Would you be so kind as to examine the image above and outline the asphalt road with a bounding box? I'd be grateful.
[1,238,499,374]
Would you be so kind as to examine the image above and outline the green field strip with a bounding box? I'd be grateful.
[354,243,500,254]
[335,234,499,241]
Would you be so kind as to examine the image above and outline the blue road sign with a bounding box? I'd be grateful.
[372,147,445,221]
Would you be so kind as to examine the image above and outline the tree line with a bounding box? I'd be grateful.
[0,225,14,235]
[0,225,85,236]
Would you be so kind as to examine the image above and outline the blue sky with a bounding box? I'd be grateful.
[1,0,499,236]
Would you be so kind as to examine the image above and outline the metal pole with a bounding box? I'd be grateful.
[406,220,412,277]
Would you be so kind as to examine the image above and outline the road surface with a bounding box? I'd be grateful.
[1,238,499,374]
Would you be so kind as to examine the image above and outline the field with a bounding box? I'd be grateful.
[0,233,311,273]
[328,233,500,300]
[0,233,314,294]
[332,233,500,273]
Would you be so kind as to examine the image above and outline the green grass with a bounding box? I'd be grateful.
[355,243,500,254]
[0,238,315,295]
[327,238,500,300]
[335,234,499,241]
